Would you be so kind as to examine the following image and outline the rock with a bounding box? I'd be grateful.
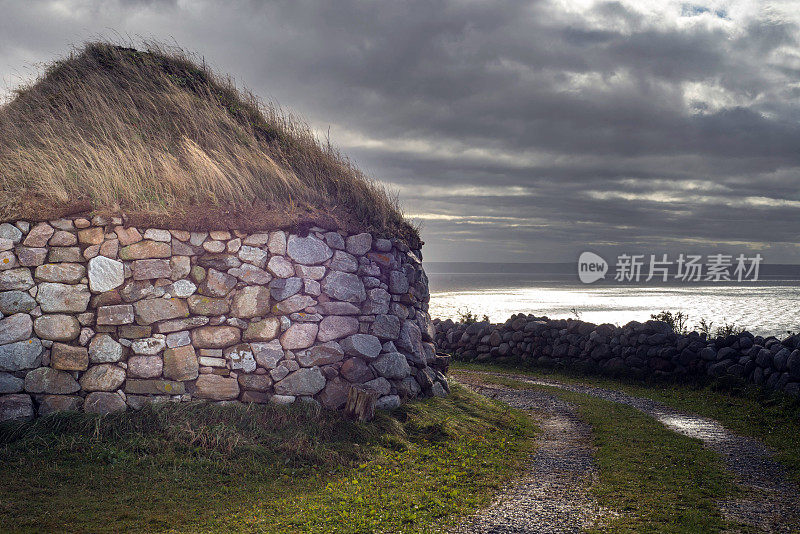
[330,251,358,272]
[200,269,237,297]
[249,341,281,369]
[341,334,382,360]
[345,233,372,256]
[0,223,23,243]
[97,304,135,325]
[143,229,171,242]
[373,238,392,252]
[318,377,351,409]
[280,323,318,350]
[131,337,167,355]
[127,355,163,378]
[154,316,209,333]
[274,367,326,396]
[297,341,344,367]
[0,313,33,344]
[188,295,230,316]
[33,314,80,341]
[77,227,104,245]
[397,376,422,399]
[0,250,18,270]
[36,283,90,313]
[270,394,295,405]
[125,379,185,395]
[375,395,401,411]
[321,271,366,303]
[295,265,326,280]
[242,233,270,246]
[372,352,411,379]
[48,247,82,263]
[164,345,199,380]
[238,373,272,391]
[229,264,272,285]
[25,367,80,394]
[119,240,171,260]
[0,372,24,394]
[192,326,242,348]
[50,343,89,371]
[312,301,361,315]
[170,256,191,280]
[133,298,189,325]
[84,392,126,414]
[269,277,303,301]
[22,223,53,247]
[287,235,332,265]
[340,357,374,382]
[49,230,78,246]
[166,331,191,348]
[0,290,36,314]
[115,226,143,246]
[0,394,33,421]
[388,271,409,294]
[273,294,316,314]
[168,279,197,298]
[79,364,126,391]
[224,343,256,373]
[194,374,240,400]
[317,315,359,342]
[397,320,425,364]
[34,263,86,283]
[37,394,82,416]
[267,231,287,255]
[267,256,295,278]
[238,246,269,268]
[230,286,271,318]
[363,377,391,396]
[0,268,34,291]
[133,259,171,280]
[371,314,401,340]
[197,254,241,271]
[243,317,281,342]
[0,339,43,371]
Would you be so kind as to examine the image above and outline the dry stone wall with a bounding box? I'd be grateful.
[0,217,448,422]
[436,315,800,397]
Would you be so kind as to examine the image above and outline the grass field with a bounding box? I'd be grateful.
[0,384,535,533]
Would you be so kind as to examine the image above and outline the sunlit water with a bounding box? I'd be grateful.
[428,270,800,338]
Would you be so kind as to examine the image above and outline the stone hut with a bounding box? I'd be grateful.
[0,44,446,421]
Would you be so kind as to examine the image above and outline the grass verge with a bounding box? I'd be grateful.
[460,373,739,532]
[454,361,800,485]
[0,384,535,533]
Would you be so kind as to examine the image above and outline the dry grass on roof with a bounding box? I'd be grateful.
[0,42,420,247]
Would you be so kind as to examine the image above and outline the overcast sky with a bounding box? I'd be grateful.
[1,0,799,262]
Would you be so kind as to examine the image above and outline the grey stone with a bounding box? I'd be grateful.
[273,294,316,314]
[84,392,127,414]
[397,320,425,364]
[35,263,85,283]
[133,259,171,280]
[80,364,126,392]
[194,374,240,400]
[267,231,287,255]
[297,341,344,367]
[87,256,125,294]
[0,313,33,345]
[36,283,90,313]
[375,395,401,411]
[243,317,281,342]
[373,238,392,252]
[0,268,34,291]
[133,298,189,325]
[200,268,237,297]
[363,377,391,396]
[252,340,284,369]
[270,277,303,301]
[37,394,83,416]
[0,339,43,371]
[372,352,411,379]
[238,373,273,392]
[163,345,199,380]
[25,367,80,394]
[322,271,366,303]
[0,250,18,271]
[270,394,295,405]
[229,263,272,284]
[230,286,271,318]
[287,235,332,265]
[48,247,83,263]
[168,279,197,298]
[33,314,80,341]
[16,248,48,267]
[340,357,374,382]
[97,304,135,325]
[0,290,37,314]
[330,251,358,273]
[362,288,390,315]
[50,343,88,371]
[371,314,401,340]
[131,336,167,355]
[312,301,361,315]
[323,232,345,250]
[341,334,382,360]
[125,379,185,395]
[274,367,326,396]
[127,355,163,378]
[317,315,359,342]
[388,270,410,294]
[267,256,295,278]
[0,393,33,422]
[346,233,372,256]
[192,326,242,348]
[295,265,326,280]
[155,316,209,333]
[242,233,270,247]
[0,223,23,243]
[0,372,24,394]
[224,343,257,373]
[238,245,269,268]
[166,331,191,348]
[280,323,319,350]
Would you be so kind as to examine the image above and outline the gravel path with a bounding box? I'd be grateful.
[450,376,613,533]
[456,370,800,533]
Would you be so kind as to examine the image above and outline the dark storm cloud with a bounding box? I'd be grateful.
[1,0,798,261]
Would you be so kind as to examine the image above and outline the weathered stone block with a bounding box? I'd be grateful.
[51,343,89,371]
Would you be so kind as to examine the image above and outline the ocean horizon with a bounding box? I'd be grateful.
[426,262,800,338]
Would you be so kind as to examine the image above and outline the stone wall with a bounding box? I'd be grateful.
[0,217,448,422]
[435,315,800,396]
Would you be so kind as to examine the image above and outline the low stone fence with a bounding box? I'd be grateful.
[435,315,800,396]
[0,217,448,422]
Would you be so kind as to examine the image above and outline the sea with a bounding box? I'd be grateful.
[426,263,800,338]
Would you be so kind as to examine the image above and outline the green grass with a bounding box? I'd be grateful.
[460,373,739,532]
[453,361,800,486]
[0,384,536,533]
